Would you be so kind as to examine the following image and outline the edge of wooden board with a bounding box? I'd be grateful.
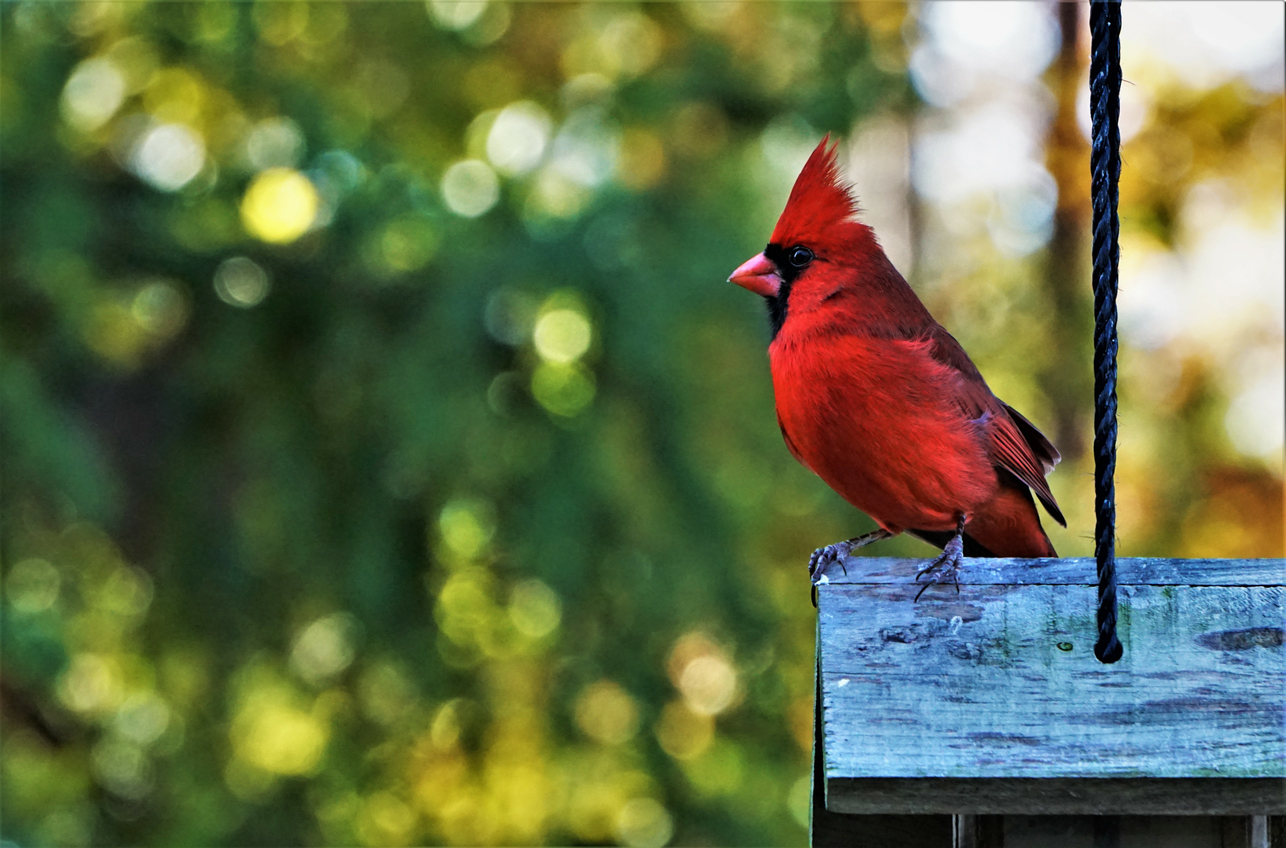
[821,557,1286,587]
[824,777,1286,816]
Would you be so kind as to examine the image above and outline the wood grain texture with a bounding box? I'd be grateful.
[821,556,1286,586]
[817,558,1286,815]
[812,649,952,846]
[825,778,1286,816]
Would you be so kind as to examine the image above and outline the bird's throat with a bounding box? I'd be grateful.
[765,291,789,340]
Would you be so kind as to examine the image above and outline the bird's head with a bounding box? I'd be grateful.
[729,136,881,336]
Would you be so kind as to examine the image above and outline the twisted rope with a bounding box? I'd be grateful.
[1090,0,1124,664]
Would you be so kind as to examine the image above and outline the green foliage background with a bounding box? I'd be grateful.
[1,2,1281,847]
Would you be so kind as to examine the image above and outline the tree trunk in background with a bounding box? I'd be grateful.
[1043,1,1093,462]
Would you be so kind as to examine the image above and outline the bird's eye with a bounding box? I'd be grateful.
[788,246,814,268]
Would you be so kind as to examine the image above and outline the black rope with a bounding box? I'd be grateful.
[1090,0,1124,664]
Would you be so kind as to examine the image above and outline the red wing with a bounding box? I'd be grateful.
[987,405,1066,526]
[1000,401,1061,473]
[928,328,1066,527]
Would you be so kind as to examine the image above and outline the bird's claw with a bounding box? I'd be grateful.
[809,529,895,583]
[914,533,964,601]
[808,543,851,586]
[809,541,852,610]
[809,530,894,607]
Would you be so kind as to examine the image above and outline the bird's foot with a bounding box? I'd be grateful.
[915,521,966,601]
[809,529,892,607]
[808,542,851,586]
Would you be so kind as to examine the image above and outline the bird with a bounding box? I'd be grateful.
[727,136,1065,599]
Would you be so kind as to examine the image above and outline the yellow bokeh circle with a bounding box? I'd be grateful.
[240,167,319,244]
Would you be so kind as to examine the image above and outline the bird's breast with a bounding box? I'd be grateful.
[769,332,998,531]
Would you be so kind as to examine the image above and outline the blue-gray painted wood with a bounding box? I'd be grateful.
[818,556,1284,586]
[817,557,1286,815]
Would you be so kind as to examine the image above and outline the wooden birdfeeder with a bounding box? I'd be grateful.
[809,5,1286,846]
[811,557,1285,846]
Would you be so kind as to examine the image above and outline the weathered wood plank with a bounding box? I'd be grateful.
[822,585,1285,778]
[812,637,952,845]
[824,778,1286,816]
[817,560,1286,815]
[822,557,1286,586]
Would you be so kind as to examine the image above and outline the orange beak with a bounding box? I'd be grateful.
[728,252,782,298]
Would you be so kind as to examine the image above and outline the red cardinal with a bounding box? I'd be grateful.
[729,137,1064,596]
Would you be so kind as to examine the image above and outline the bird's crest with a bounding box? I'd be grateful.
[771,135,863,247]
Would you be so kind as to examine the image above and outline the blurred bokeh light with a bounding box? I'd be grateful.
[1,2,1281,847]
